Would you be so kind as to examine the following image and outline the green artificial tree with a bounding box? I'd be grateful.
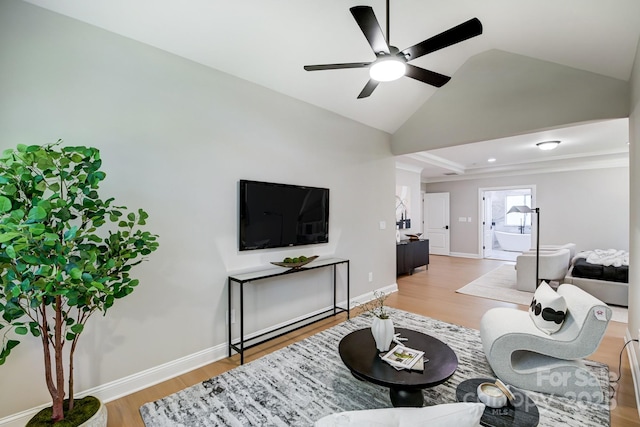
[0,141,159,423]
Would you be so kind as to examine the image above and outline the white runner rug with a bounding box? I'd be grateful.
[456,264,628,323]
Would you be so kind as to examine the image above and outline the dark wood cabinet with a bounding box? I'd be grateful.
[397,239,429,276]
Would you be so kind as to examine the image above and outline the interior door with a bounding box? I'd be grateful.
[423,192,450,255]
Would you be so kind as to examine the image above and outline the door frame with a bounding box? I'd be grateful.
[477,185,537,258]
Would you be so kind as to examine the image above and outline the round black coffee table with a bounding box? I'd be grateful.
[339,327,458,407]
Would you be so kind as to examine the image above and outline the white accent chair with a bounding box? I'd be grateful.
[515,248,571,292]
[480,284,611,402]
[538,243,577,265]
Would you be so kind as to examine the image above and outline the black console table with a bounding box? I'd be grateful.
[228,257,349,364]
[397,239,429,275]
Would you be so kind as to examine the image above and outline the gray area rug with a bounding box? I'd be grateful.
[140,309,610,426]
[456,264,628,323]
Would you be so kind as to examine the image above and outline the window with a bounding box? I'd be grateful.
[505,195,531,226]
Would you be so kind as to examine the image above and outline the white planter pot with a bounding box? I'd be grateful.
[371,317,394,352]
[80,398,108,427]
[28,397,107,427]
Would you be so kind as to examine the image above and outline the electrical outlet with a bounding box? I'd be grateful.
[368,272,373,282]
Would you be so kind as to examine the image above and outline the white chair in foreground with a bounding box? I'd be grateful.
[515,248,570,292]
[480,284,611,402]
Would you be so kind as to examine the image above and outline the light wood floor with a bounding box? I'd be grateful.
[105,255,639,426]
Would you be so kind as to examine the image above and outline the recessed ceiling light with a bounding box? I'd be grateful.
[536,140,561,151]
[488,158,496,162]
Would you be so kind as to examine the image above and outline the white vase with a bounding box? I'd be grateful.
[371,317,394,352]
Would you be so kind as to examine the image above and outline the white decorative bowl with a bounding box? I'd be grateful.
[477,382,507,408]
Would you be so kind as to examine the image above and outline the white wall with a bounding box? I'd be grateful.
[0,1,396,420]
[423,167,629,256]
[627,33,640,398]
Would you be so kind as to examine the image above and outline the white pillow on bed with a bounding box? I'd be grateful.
[314,403,485,427]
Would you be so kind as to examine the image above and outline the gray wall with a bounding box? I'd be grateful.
[0,1,396,419]
[392,50,630,155]
[423,167,629,256]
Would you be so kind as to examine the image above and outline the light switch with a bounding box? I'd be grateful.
[379,221,386,230]
[458,217,467,222]
[468,217,472,222]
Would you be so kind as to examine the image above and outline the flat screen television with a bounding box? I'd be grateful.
[239,180,329,251]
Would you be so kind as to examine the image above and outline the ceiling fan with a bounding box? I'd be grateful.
[303,1,483,99]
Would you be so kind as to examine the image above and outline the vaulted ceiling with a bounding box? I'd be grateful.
[21,0,640,180]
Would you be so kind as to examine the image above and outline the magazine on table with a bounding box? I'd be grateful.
[381,344,425,371]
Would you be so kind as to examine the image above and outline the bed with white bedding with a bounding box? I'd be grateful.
[564,249,629,307]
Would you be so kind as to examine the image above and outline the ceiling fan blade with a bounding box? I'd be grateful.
[350,6,390,55]
[357,79,380,99]
[405,64,451,87]
[401,18,482,61]
[304,62,371,71]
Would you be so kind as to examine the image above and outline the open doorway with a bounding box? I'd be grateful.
[480,186,536,261]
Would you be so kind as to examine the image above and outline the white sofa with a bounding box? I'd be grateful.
[314,403,485,427]
[515,248,571,292]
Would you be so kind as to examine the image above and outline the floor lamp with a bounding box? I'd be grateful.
[532,207,540,287]
[507,205,541,287]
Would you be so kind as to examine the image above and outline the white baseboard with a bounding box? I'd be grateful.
[0,286,397,427]
[0,342,230,427]
[350,283,398,306]
[624,328,640,419]
[449,252,482,259]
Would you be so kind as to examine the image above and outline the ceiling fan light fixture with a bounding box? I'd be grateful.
[369,57,406,82]
[536,140,561,151]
